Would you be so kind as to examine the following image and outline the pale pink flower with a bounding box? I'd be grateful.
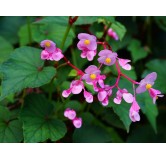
[129,98,140,122]
[64,108,76,120]
[148,88,164,104]
[136,72,157,94]
[73,117,82,128]
[118,58,131,70]
[114,89,134,104]
[80,50,97,61]
[107,28,119,41]
[98,49,117,66]
[62,80,84,98]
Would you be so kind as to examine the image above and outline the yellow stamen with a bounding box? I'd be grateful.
[45,41,51,47]
[90,74,96,80]
[105,58,111,64]
[146,84,152,90]
[84,39,90,45]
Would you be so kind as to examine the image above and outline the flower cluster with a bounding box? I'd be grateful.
[64,108,82,128]
[40,32,164,126]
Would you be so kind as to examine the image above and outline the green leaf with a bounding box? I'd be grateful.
[0,36,13,64]
[127,39,148,62]
[0,17,26,44]
[111,22,126,41]
[110,101,132,132]
[73,112,112,143]
[0,106,23,143]
[137,92,158,133]
[68,69,77,77]
[143,59,166,93]
[32,24,75,51]
[21,94,67,143]
[0,46,56,100]
[75,16,99,25]
[35,16,68,26]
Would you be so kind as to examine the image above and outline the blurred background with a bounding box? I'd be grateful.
[0,16,166,143]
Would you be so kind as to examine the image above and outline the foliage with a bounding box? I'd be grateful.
[0,16,166,143]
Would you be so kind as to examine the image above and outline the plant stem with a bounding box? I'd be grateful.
[26,16,32,45]
[121,73,140,85]
[71,48,78,66]
[21,89,26,108]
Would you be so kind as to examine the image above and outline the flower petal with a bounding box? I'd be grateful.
[123,93,134,103]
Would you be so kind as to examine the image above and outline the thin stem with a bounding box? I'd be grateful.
[71,48,78,66]
[133,83,136,97]
[63,56,84,76]
[121,73,140,85]
[21,89,26,108]
[26,16,32,45]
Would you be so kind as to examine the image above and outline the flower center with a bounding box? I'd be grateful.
[45,41,51,47]
[146,84,152,90]
[84,39,90,45]
[105,58,111,64]
[90,74,96,80]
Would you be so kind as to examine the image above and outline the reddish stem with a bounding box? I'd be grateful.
[63,56,84,76]
[121,73,140,85]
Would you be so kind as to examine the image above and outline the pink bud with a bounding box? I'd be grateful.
[64,108,76,120]
[83,90,93,103]
[73,117,82,128]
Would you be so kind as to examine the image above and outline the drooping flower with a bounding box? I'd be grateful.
[83,90,93,103]
[77,33,97,61]
[62,80,84,98]
[107,28,119,41]
[136,72,157,94]
[118,58,131,70]
[148,88,164,104]
[129,98,140,122]
[97,49,117,66]
[64,108,76,120]
[114,89,134,104]
[97,86,112,106]
[73,117,82,128]
[40,40,64,61]
[82,65,106,91]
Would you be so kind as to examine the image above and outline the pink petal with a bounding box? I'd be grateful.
[102,97,109,106]
[62,88,72,98]
[87,50,95,61]
[41,50,50,60]
[98,90,107,102]
[72,84,83,94]
[113,97,122,104]
[64,108,70,118]
[51,48,64,61]
[123,93,134,103]
[144,72,157,84]
[84,90,93,103]
[67,109,76,120]
[73,118,82,128]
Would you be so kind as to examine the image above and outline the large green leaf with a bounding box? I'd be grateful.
[0,17,26,44]
[0,47,56,100]
[73,112,112,143]
[0,36,13,64]
[21,94,67,143]
[0,106,23,143]
[110,101,132,132]
[137,92,158,133]
[127,39,148,62]
[143,59,166,93]
[154,17,166,31]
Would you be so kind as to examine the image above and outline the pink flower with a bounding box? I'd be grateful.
[40,40,56,53]
[97,49,117,66]
[118,58,131,70]
[114,89,134,104]
[83,90,93,103]
[107,28,119,41]
[148,88,164,104]
[77,33,97,51]
[136,72,157,94]
[64,108,76,120]
[129,98,140,122]
[62,80,84,98]
[40,40,64,61]
[82,65,106,91]
[73,117,82,128]
[77,33,97,61]
[80,50,97,61]
[97,86,112,106]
